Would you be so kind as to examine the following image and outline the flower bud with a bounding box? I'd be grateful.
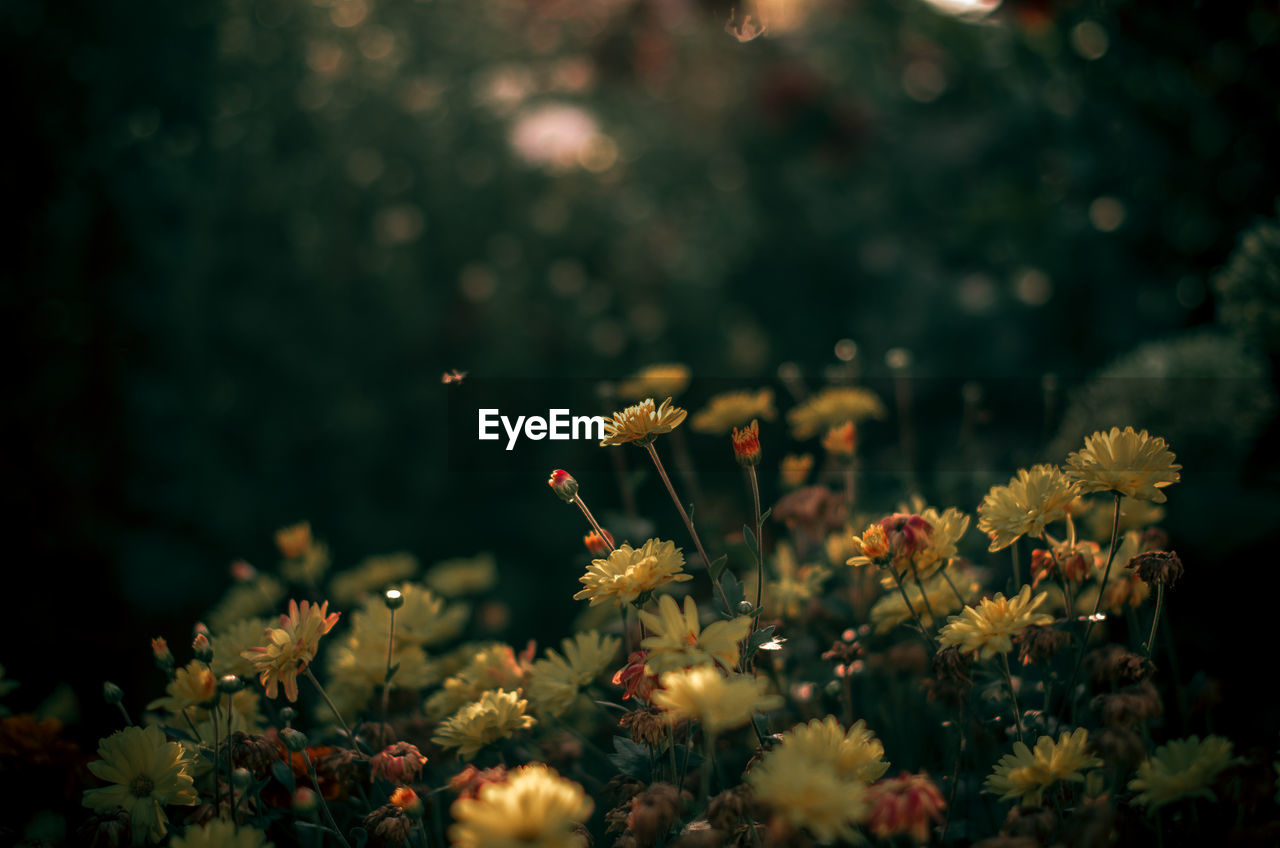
[230,560,256,582]
[736,600,754,615]
[292,787,319,817]
[102,681,124,705]
[276,521,313,559]
[218,674,245,695]
[584,528,614,555]
[192,633,213,664]
[231,767,253,791]
[151,637,175,673]
[730,420,762,467]
[279,707,296,725]
[547,469,579,503]
[383,588,404,610]
[280,727,309,752]
[390,787,425,818]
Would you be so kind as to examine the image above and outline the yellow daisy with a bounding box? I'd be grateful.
[210,618,272,679]
[748,746,868,843]
[526,631,621,717]
[450,763,592,848]
[329,552,419,605]
[938,586,1054,660]
[639,594,752,674]
[1129,736,1239,810]
[977,465,1080,552]
[171,820,272,848]
[778,716,891,783]
[424,644,528,720]
[573,538,692,607]
[600,397,687,447]
[780,453,814,489]
[617,363,691,401]
[690,388,777,434]
[767,541,831,619]
[985,728,1102,806]
[205,575,285,634]
[787,386,886,440]
[424,553,498,597]
[1064,427,1181,503]
[432,689,537,761]
[651,666,783,734]
[351,582,469,649]
[82,725,199,844]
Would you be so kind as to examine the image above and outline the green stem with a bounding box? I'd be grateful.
[940,567,966,606]
[304,752,353,848]
[1061,493,1122,716]
[382,608,396,721]
[747,465,765,642]
[1011,541,1022,592]
[1144,582,1165,659]
[645,442,731,612]
[890,570,938,650]
[1000,653,1024,744]
[305,667,361,753]
[575,496,614,552]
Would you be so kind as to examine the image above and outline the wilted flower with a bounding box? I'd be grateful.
[432,689,536,760]
[652,667,783,734]
[612,651,659,702]
[1016,626,1071,666]
[448,765,509,800]
[639,594,752,674]
[575,538,693,607]
[242,599,341,701]
[977,465,1079,551]
[619,706,669,747]
[939,586,1054,660]
[865,772,946,843]
[600,397,687,447]
[1030,540,1100,588]
[370,742,428,784]
[691,388,777,434]
[1129,735,1239,810]
[364,804,412,846]
[82,725,199,844]
[1064,427,1181,502]
[223,732,279,776]
[450,763,593,848]
[985,728,1102,806]
[1129,550,1184,588]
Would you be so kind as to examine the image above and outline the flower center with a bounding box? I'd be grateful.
[129,775,155,798]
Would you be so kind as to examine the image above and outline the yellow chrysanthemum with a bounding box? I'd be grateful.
[985,728,1102,806]
[210,618,272,679]
[329,552,419,605]
[690,388,777,434]
[526,631,622,717]
[147,661,217,717]
[1065,427,1181,503]
[869,568,975,635]
[242,599,340,702]
[779,716,891,784]
[600,397,687,447]
[573,538,692,607]
[1129,736,1239,810]
[787,386,887,440]
[171,820,272,848]
[938,586,1054,660]
[82,725,199,844]
[424,553,498,597]
[639,594,752,674]
[432,689,536,760]
[780,453,814,488]
[324,632,434,716]
[911,507,971,581]
[748,746,868,843]
[617,363,692,401]
[351,583,469,648]
[424,644,529,720]
[450,763,593,848]
[205,575,285,633]
[1081,497,1164,541]
[767,542,831,619]
[977,465,1080,552]
[652,667,783,734]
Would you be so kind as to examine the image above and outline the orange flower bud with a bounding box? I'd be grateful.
[730,420,761,467]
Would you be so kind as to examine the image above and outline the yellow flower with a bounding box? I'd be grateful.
[450,763,592,848]
[846,524,892,568]
[205,575,285,633]
[425,553,498,597]
[573,538,692,607]
[329,552,419,605]
[690,388,777,434]
[276,522,331,584]
[779,453,814,488]
[432,690,536,760]
[424,644,528,720]
[617,363,691,401]
[821,421,857,457]
[325,632,434,715]
[652,667,782,734]
[1129,736,1238,810]
[977,465,1080,552]
[82,725,199,844]
[787,386,886,440]
[639,594,752,674]
[351,583,469,648]
[912,507,970,581]
[938,586,1054,660]
[767,542,830,619]
[210,618,272,679]
[748,745,868,843]
[778,716,890,783]
[171,820,272,848]
[242,599,340,701]
[869,568,975,635]
[1065,427,1181,503]
[527,631,621,717]
[147,661,217,717]
[600,397,687,447]
[985,728,1102,806]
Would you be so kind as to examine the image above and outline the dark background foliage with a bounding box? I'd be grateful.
[4,0,1280,778]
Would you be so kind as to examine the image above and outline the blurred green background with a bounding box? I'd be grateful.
[4,0,1280,738]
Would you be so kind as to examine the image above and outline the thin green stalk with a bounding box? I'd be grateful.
[575,495,614,552]
[382,607,396,721]
[1000,653,1024,744]
[211,700,222,814]
[304,751,353,848]
[1061,493,1122,716]
[1011,541,1022,592]
[747,464,765,641]
[890,570,938,650]
[226,693,235,825]
[644,442,731,612]
[1144,582,1165,659]
[940,567,967,606]
[305,667,361,753]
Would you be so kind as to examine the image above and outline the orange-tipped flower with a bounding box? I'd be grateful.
[192,632,213,663]
[730,419,762,467]
[548,469,579,504]
[448,764,510,799]
[822,421,857,457]
[275,522,313,559]
[151,637,174,672]
[611,651,658,702]
[865,772,945,843]
[584,529,614,555]
[390,786,424,817]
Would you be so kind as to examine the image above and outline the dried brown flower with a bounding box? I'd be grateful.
[1017,626,1070,666]
[1085,645,1155,690]
[1128,551,1184,588]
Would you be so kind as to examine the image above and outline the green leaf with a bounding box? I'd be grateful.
[760,507,773,523]
[746,626,786,660]
[608,736,652,781]
[350,827,369,848]
[715,571,745,617]
[708,554,729,582]
[384,662,401,685]
[743,525,757,553]
[271,759,296,795]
